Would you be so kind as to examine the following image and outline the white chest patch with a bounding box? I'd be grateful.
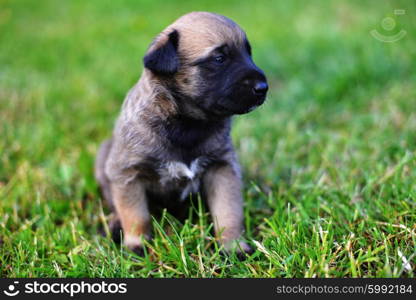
[158,158,204,200]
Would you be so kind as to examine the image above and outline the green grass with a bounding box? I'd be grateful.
[1,0,416,277]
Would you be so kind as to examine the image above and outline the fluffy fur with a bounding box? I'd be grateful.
[95,12,268,256]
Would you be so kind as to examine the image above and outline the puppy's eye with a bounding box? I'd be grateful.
[214,54,226,64]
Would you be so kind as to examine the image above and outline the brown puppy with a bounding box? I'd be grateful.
[95,12,268,255]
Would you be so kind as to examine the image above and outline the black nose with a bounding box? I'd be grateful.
[252,81,268,96]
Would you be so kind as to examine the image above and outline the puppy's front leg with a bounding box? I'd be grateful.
[111,180,150,254]
[203,164,252,255]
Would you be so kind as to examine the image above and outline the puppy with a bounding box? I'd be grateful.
[95,12,268,255]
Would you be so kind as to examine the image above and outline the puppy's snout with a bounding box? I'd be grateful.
[252,81,268,96]
[240,68,268,100]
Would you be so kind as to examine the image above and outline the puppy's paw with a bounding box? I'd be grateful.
[222,240,254,260]
[124,235,148,257]
[129,245,145,256]
[99,214,122,243]
[108,215,122,244]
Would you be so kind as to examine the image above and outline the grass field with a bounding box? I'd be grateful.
[1,0,415,277]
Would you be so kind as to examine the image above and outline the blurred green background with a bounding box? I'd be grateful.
[0,0,415,277]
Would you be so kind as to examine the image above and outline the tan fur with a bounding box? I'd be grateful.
[203,163,250,252]
[147,12,247,101]
[95,12,257,256]
[111,181,150,249]
[149,12,246,61]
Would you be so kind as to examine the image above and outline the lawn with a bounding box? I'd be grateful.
[0,0,415,277]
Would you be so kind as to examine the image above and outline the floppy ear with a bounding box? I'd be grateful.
[143,30,179,75]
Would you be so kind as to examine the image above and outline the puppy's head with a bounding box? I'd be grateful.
[144,12,268,116]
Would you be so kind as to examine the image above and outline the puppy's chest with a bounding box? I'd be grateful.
[156,157,209,199]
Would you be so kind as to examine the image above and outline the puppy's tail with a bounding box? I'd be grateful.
[94,138,114,209]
